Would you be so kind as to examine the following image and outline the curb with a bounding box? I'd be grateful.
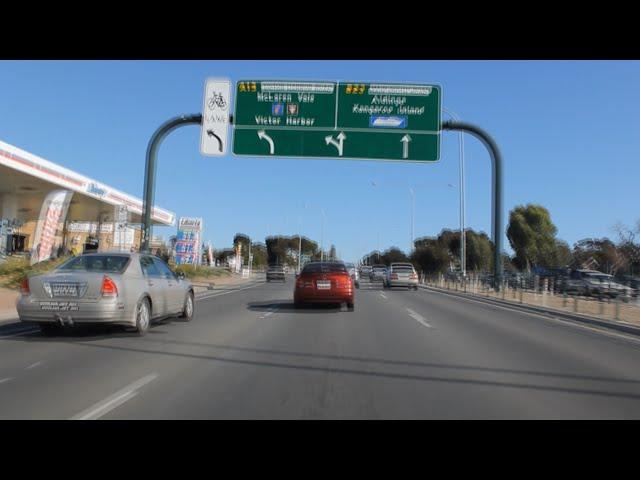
[419,284,640,338]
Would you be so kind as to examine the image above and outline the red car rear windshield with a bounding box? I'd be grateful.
[302,263,348,274]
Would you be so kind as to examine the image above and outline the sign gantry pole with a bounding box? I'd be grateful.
[441,120,503,291]
[141,114,203,252]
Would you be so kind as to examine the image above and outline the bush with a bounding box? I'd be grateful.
[173,264,231,280]
[0,255,72,289]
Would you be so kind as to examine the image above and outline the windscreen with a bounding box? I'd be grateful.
[57,255,130,273]
[302,263,348,274]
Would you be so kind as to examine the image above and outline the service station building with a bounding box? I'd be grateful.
[0,140,175,259]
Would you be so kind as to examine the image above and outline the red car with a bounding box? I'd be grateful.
[294,261,355,311]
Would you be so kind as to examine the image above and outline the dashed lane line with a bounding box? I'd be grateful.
[406,308,433,329]
[70,373,159,420]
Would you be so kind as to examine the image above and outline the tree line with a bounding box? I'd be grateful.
[363,204,640,278]
[213,234,331,268]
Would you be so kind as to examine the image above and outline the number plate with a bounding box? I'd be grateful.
[40,301,79,311]
[51,284,79,297]
[316,280,331,290]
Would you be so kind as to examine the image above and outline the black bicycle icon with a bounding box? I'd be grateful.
[208,92,228,110]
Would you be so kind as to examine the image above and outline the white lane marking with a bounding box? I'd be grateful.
[71,373,158,420]
[196,283,261,301]
[422,287,640,345]
[406,308,432,328]
[380,293,387,299]
[0,328,39,339]
[25,361,42,370]
[260,306,279,319]
[0,378,13,384]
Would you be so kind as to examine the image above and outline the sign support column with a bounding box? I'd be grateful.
[441,120,503,291]
[141,114,202,252]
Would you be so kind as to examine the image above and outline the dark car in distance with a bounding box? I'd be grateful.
[266,265,286,282]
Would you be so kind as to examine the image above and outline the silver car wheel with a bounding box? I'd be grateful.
[185,295,193,318]
[137,300,150,334]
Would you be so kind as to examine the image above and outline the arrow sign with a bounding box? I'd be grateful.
[401,134,412,159]
[201,78,231,156]
[257,130,275,154]
[207,130,223,152]
[325,131,347,156]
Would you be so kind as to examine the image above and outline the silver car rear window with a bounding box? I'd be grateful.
[57,255,130,273]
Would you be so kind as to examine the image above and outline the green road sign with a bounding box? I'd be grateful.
[232,80,441,162]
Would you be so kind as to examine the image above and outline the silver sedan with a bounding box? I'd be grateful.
[17,252,195,336]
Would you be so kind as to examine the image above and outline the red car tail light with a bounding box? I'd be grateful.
[335,274,352,288]
[20,277,30,296]
[410,273,418,280]
[296,277,313,288]
[391,274,399,280]
[101,276,118,297]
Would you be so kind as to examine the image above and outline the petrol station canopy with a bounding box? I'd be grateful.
[0,140,175,226]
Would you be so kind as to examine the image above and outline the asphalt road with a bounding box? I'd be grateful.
[3,275,640,419]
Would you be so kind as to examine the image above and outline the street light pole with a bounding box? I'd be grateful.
[441,120,503,291]
[141,114,202,252]
[442,107,466,277]
[320,209,325,262]
[409,187,415,253]
[298,216,302,273]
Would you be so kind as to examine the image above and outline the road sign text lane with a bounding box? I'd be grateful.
[234,80,337,129]
[337,82,440,132]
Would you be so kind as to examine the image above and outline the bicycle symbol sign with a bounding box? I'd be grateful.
[201,78,231,157]
[208,91,228,111]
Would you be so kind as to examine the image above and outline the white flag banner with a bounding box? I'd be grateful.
[31,189,74,265]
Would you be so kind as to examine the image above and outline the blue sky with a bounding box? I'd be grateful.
[1,60,638,262]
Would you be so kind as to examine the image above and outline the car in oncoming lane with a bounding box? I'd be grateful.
[17,252,195,336]
[294,261,354,311]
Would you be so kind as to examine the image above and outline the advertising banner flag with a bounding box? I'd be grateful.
[31,189,74,265]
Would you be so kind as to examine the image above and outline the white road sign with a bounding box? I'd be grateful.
[200,78,231,156]
[115,205,128,223]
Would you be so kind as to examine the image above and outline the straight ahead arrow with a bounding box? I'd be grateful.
[401,134,412,159]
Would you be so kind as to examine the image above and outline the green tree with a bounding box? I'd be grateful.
[249,242,268,268]
[381,247,410,265]
[554,239,573,267]
[507,204,559,271]
[233,233,251,265]
[614,221,640,276]
[411,241,450,274]
[414,229,494,273]
[572,238,625,274]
